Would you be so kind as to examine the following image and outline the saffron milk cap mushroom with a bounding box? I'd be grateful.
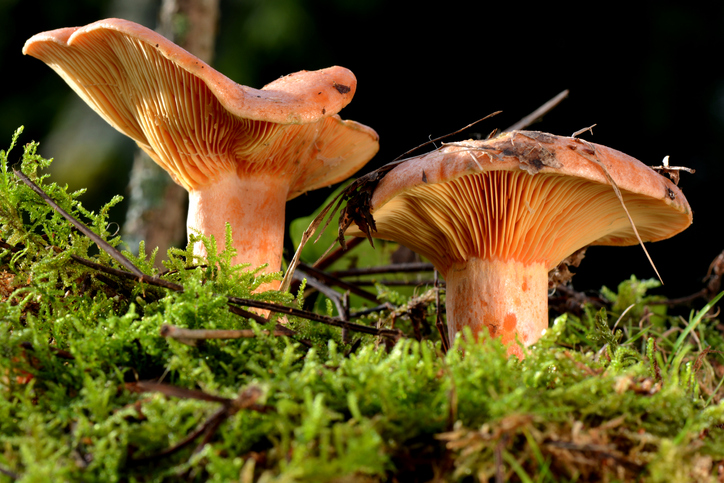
[23,18,379,288]
[346,131,692,357]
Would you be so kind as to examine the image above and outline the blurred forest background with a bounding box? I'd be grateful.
[1,0,722,300]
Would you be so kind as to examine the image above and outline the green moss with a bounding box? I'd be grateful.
[1,129,723,482]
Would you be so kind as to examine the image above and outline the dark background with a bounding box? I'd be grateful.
[2,1,722,299]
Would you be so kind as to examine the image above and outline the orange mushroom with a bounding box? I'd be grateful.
[23,19,379,289]
[346,131,692,357]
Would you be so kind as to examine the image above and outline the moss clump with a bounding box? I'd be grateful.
[1,129,723,482]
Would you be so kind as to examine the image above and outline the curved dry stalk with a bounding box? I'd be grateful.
[572,138,663,283]
[14,169,145,278]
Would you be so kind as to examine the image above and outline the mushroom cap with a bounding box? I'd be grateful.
[347,131,692,274]
[23,18,379,194]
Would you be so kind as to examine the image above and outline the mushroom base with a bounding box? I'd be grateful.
[444,258,549,358]
[187,173,288,291]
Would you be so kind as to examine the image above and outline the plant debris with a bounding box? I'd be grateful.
[650,155,696,186]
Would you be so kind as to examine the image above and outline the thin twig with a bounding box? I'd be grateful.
[347,279,439,287]
[391,111,502,163]
[19,341,75,360]
[649,155,695,185]
[128,381,232,404]
[0,239,22,253]
[70,254,179,290]
[126,383,268,465]
[505,89,569,132]
[571,124,597,138]
[69,254,399,339]
[294,268,346,317]
[332,262,435,278]
[160,323,292,344]
[0,465,19,480]
[298,262,378,302]
[312,236,364,269]
[572,140,663,283]
[648,288,708,307]
[69,254,269,323]
[225,295,402,339]
[494,433,509,483]
[14,169,145,278]
[192,407,228,455]
[349,302,396,318]
[280,191,346,293]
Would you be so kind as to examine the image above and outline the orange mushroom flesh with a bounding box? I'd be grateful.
[23,19,379,289]
[347,131,692,357]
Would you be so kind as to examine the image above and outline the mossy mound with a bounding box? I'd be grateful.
[1,129,723,482]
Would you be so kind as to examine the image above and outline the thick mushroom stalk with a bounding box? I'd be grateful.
[186,173,288,277]
[445,259,549,353]
[24,19,379,289]
[347,131,692,357]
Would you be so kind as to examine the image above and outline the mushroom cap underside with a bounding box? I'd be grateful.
[23,18,357,123]
[346,131,692,273]
[23,18,379,193]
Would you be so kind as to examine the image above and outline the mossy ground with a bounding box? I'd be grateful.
[1,129,723,482]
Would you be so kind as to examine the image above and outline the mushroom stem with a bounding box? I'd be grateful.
[444,258,549,358]
[187,173,288,290]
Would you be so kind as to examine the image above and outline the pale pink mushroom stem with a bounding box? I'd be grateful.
[445,259,548,358]
[187,173,288,288]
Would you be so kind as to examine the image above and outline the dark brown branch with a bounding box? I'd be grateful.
[0,465,19,480]
[298,262,378,302]
[126,382,268,465]
[293,268,346,316]
[347,279,439,287]
[19,341,75,360]
[129,406,226,466]
[349,303,395,318]
[332,262,435,278]
[225,295,402,339]
[127,381,233,404]
[648,288,708,307]
[70,254,182,291]
[160,323,293,345]
[12,168,401,341]
[71,253,264,323]
[312,236,364,269]
[0,239,22,253]
[69,254,399,338]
